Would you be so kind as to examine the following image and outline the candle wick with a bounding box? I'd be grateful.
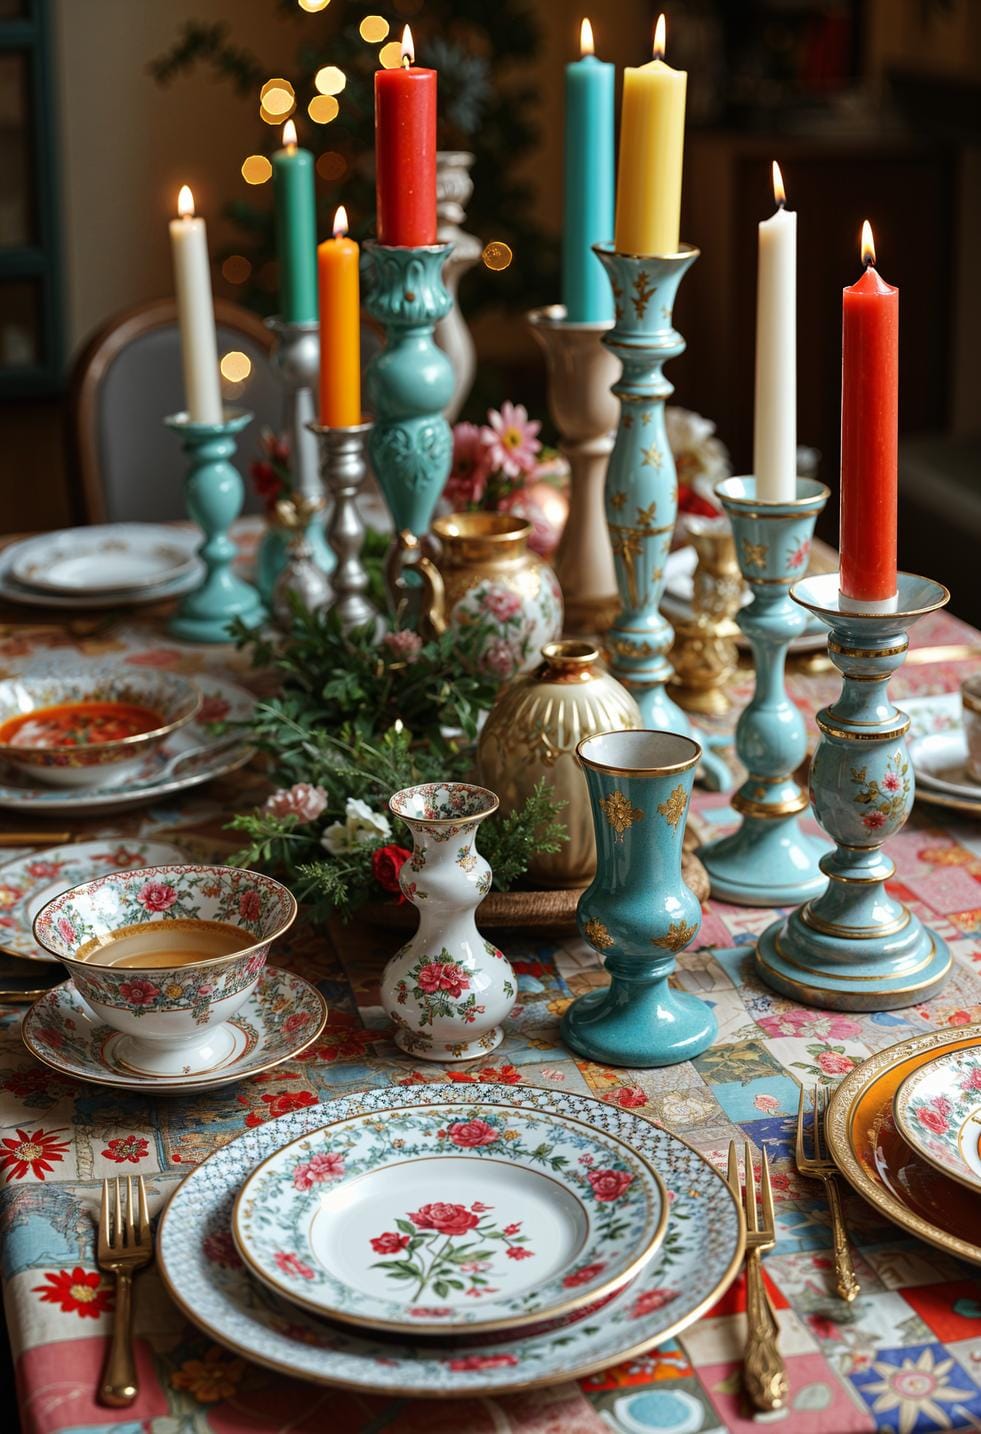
[776,198,785,211]
[401,53,410,69]
[864,253,874,269]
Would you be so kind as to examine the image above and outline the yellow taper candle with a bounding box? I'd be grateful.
[614,14,687,256]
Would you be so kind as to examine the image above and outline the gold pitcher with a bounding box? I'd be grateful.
[407,513,564,682]
[478,640,641,886]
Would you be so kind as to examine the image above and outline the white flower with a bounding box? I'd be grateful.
[321,797,392,855]
[665,405,731,491]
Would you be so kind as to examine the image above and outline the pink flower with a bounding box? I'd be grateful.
[563,1261,606,1288]
[292,1152,345,1190]
[631,1287,679,1319]
[916,1105,949,1135]
[607,1086,648,1109]
[446,1353,519,1371]
[482,587,522,623]
[506,1246,534,1260]
[816,1051,854,1076]
[882,771,901,793]
[56,916,77,946]
[470,1201,493,1213]
[238,890,262,923]
[481,402,541,478]
[383,629,423,663]
[481,638,516,681]
[445,421,492,508]
[117,979,160,1007]
[409,1306,453,1317]
[283,1012,311,1036]
[370,1231,410,1255]
[409,1202,479,1237]
[587,1169,634,1202]
[416,961,469,999]
[264,783,328,823]
[754,1094,781,1115]
[136,881,178,914]
[446,1118,499,1149]
[273,1251,315,1280]
[862,810,887,831]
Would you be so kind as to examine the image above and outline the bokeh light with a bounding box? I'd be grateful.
[259,79,296,118]
[221,255,252,284]
[308,95,340,124]
[220,351,252,383]
[379,39,403,67]
[241,154,273,184]
[359,14,389,41]
[298,0,330,10]
[482,241,513,271]
[314,65,346,95]
[316,150,348,181]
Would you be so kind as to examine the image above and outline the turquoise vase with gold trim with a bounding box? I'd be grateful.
[561,729,717,1067]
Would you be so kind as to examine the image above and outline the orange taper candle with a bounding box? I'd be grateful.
[317,205,361,427]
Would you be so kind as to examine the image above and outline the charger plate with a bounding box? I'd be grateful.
[157,1083,745,1397]
[893,1044,981,1195]
[232,1101,668,1335]
[826,1026,981,1267]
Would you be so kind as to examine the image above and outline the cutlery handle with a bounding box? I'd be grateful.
[99,1270,137,1407]
[825,1175,860,1303]
[743,1252,788,1413]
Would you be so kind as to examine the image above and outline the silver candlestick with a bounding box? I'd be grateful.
[308,419,377,634]
[267,317,332,573]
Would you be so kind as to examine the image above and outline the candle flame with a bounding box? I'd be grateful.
[333,204,348,238]
[282,118,297,149]
[177,184,195,219]
[580,17,594,55]
[861,219,876,267]
[401,23,414,66]
[653,12,666,60]
[772,160,785,207]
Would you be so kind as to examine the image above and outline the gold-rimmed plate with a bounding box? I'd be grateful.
[825,1026,981,1267]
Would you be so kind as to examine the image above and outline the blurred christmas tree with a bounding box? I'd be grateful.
[151,0,555,321]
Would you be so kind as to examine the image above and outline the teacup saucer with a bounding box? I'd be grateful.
[21,967,328,1094]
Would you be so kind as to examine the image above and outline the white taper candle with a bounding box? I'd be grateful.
[169,185,223,425]
[753,162,797,502]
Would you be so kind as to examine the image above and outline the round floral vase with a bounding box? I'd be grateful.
[562,730,718,1069]
[478,641,641,888]
[432,513,563,682]
[381,782,517,1061]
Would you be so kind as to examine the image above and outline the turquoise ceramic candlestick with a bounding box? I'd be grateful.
[562,729,717,1068]
[363,241,454,550]
[166,408,265,643]
[698,477,831,904]
[756,571,951,1010]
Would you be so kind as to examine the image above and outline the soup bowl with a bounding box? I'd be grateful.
[33,865,297,1077]
[0,668,202,789]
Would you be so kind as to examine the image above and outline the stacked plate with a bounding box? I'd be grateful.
[157,1083,746,1396]
[906,693,981,817]
[0,524,203,609]
[826,1027,981,1267]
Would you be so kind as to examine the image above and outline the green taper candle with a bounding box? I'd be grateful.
[562,17,614,323]
[272,119,318,323]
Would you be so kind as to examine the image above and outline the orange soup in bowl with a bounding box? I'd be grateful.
[0,701,163,750]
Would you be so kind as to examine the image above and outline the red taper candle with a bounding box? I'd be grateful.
[839,221,898,607]
[374,25,437,247]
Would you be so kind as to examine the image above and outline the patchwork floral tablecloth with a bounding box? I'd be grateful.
[0,584,979,1434]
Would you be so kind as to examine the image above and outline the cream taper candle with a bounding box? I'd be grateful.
[169,185,223,424]
[753,162,796,501]
[614,14,686,256]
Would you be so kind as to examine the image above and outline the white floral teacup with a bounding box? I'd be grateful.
[33,865,297,1078]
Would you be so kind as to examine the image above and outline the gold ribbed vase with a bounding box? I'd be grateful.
[477,641,641,887]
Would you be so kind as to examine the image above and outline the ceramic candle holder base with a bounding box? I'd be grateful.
[561,730,717,1068]
[698,478,831,905]
[363,241,454,608]
[756,571,952,1010]
[266,316,334,579]
[527,306,620,633]
[165,408,266,643]
[309,419,379,635]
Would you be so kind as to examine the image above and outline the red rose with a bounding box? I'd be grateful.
[409,1202,480,1237]
[506,1246,534,1260]
[137,881,178,914]
[816,1051,853,1076]
[447,1119,499,1149]
[631,1287,679,1319]
[916,1106,949,1135]
[562,1261,606,1288]
[372,844,412,898]
[416,961,470,999]
[587,1169,634,1202]
[238,890,261,922]
[117,979,160,1007]
[371,1231,411,1255]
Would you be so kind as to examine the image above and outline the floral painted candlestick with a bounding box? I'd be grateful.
[165,408,265,642]
[363,242,454,587]
[698,477,830,905]
[562,729,717,1068]
[756,572,951,1010]
[382,782,516,1061]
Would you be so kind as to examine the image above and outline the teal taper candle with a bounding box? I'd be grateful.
[271,120,318,323]
[562,18,614,323]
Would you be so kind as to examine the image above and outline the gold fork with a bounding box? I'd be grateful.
[97,1176,152,1407]
[727,1140,788,1413]
[796,1084,860,1303]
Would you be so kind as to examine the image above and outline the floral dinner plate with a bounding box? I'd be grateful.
[9,523,199,595]
[0,839,186,963]
[893,1044,981,1195]
[232,1101,668,1334]
[158,1083,744,1398]
[21,967,327,1094]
